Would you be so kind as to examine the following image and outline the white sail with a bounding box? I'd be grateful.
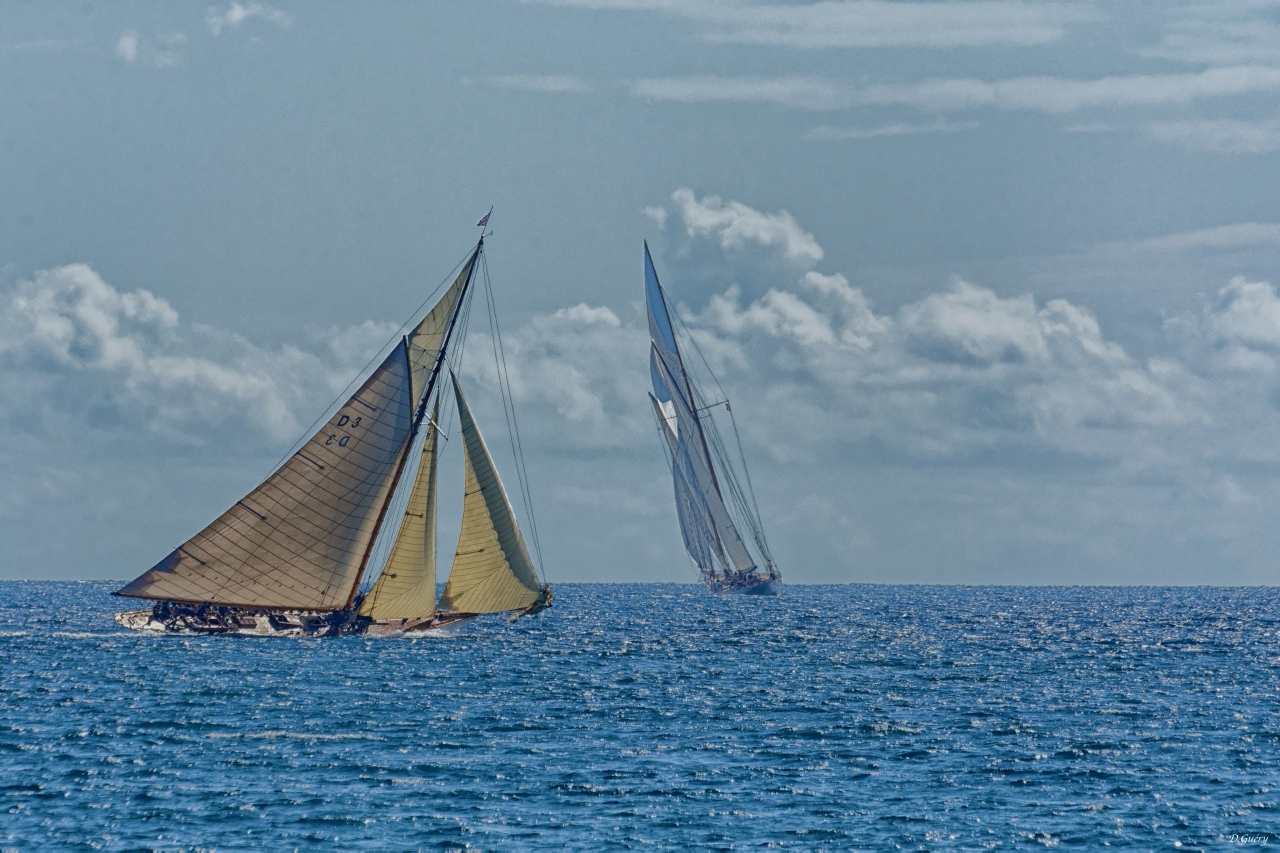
[651,346,758,574]
[116,340,415,610]
[650,394,717,575]
[438,377,542,615]
[359,398,442,621]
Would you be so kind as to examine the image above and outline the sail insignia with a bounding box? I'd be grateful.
[437,374,542,615]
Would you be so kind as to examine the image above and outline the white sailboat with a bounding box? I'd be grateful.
[114,230,552,635]
[645,243,780,595]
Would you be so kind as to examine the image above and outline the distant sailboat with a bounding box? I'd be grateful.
[644,243,780,595]
[115,232,552,635]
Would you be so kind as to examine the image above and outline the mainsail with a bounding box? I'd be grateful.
[437,375,543,615]
[115,340,416,610]
[644,242,779,592]
[359,398,442,621]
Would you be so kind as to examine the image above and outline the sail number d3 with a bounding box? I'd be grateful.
[325,414,363,448]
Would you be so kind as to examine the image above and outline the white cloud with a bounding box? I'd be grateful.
[206,2,291,37]
[634,76,854,110]
[114,31,188,67]
[806,119,978,140]
[18,201,1280,583]
[115,32,139,63]
[1199,276,1280,354]
[488,74,590,93]
[1146,118,1280,154]
[507,192,1280,496]
[634,66,1280,113]
[1101,222,1280,254]
[528,0,1087,48]
[1063,121,1113,134]
[0,265,394,445]
[670,188,822,265]
[1145,2,1280,65]
[461,303,649,444]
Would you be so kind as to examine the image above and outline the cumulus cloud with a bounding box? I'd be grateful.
[206,2,291,37]
[528,0,1086,49]
[634,66,1280,114]
[671,188,822,265]
[460,303,650,446]
[0,265,394,445]
[548,191,1280,494]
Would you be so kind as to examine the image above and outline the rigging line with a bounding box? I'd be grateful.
[481,254,547,580]
[344,240,484,610]
[263,251,473,481]
[224,268,469,605]
[482,263,538,568]
[667,303,772,559]
[704,413,766,551]
[725,403,773,565]
[363,251,481,596]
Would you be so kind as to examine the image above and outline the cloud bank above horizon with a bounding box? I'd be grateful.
[8,190,1280,583]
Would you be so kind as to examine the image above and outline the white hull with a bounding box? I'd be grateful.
[706,576,781,596]
[114,607,476,637]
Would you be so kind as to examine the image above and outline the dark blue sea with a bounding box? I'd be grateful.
[2,582,1277,849]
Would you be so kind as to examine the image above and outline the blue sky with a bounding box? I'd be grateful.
[6,1,1280,584]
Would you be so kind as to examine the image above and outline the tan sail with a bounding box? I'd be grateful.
[116,340,415,610]
[438,377,542,614]
[360,398,442,620]
[407,254,474,404]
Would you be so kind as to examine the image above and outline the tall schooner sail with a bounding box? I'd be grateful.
[645,243,781,595]
[115,231,552,635]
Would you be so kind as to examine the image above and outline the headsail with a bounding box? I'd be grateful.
[650,394,717,575]
[651,348,758,574]
[646,242,692,408]
[359,397,442,621]
[438,375,542,615]
[115,340,415,610]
